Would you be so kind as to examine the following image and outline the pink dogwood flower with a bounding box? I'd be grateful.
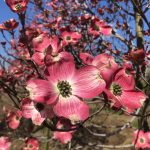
[43,36,74,66]
[89,17,112,36]
[27,61,106,122]
[61,31,81,46]
[4,0,29,13]
[22,137,39,150]
[0,136,11,150]
[104,68,147,112]
[32,34,73,66]
[0,19,18,31]
[132,130,150,149]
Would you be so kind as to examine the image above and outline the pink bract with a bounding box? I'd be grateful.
[80,52,119,84]
[53,119,75,144]
[26,80,53,103]
[45,51,74,66]
[79,52,94,65]
[32,33,51,52]
[53,131,73,144]
[21,98,54,125]
[32,33,51,65]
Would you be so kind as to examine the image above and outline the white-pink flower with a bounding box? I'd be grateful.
[104,67,147,112]
[132,130,150,149]
[27,61,106,122]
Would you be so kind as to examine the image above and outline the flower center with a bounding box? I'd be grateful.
[4,22,11,28]
[110,83,122,96]
[66,36,71,41]
[140,138,145,143]
[93,25,99,31]
[57,81,72,97]
[15,3,22,11]
[36,103,45,111]
[16,116,20,120]
[28,143,33,149]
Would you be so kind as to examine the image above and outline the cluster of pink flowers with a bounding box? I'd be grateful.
[0,135,39,150]
[80,53,147,113]
[23,32,146,143]
[1,12,145,145]
[1,0,148,147]
[132,130,150,149]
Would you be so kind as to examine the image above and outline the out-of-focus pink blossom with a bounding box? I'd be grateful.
[0,136,11,150]
[0,19,18,31]
[89,17,112,36]
[22,137,39,150]
[6,110,22,130]
[4,0,29,13]
[129,49,145,64]
[61,31,81,46]
[53,119,75,144]
[43,17,62,29]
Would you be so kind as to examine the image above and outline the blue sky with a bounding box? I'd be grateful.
[0,1,17,22]
[0,1,149,57]
[0,1,17,56]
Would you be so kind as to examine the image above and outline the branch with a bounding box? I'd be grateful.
[112,30,135,50]
[84,108,141,137]
[131,0,150,29]
[112,1,134,17]
[96,143,134,149]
